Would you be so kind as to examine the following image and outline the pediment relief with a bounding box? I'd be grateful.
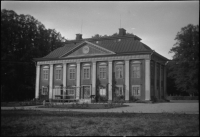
[60,41,115,58]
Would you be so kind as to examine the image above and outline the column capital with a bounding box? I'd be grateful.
[108,60,113,63]
[92,60,96,64]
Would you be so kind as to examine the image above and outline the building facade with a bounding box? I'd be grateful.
[34,28,168,103]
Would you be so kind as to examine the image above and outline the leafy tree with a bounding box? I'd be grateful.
[168,24,199,96]
[1,9,66,101]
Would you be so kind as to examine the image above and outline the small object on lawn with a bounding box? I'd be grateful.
[43,100,46,106]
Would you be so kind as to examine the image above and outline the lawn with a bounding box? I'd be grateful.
[1,110,199,136]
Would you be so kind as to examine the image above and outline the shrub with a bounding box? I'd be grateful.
[166,96,199,100]
[99,96,108,103]
[129,96,139,102]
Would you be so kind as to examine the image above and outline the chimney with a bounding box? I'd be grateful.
[119,28,126,36]
[76,34,82,40]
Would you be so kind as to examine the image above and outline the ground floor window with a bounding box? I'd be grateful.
[42,86,48,95]
[116,85,123,96]
[132,85,141,96]
[99,87,106,96]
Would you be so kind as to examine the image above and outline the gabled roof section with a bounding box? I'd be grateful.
[40,35,153,60]
[60,41,115,58]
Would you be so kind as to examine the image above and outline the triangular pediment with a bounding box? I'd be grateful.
[60,41,115,58]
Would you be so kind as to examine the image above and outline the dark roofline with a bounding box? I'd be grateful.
[65,35,141,44]
[152,51,169,61]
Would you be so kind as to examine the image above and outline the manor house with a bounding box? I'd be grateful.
[34,28,168,103]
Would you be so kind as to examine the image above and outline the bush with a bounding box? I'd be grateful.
[166,96,199,100]
[129,96,139,102]
[99,96,108,103]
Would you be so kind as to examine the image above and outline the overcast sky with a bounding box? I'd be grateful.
[1,1,199,59]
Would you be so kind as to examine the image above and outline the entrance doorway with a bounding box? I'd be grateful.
[82,85,91,99]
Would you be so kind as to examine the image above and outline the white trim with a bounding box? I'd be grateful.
[99,62,107,66]
[69,64,76,67]
[35,65,40,99]
[132,61,141,64]
[43,66,49,69]
[145,60,150,100]
[83,63,91,66]
[56,65,62,68]
[125,60,129,100]
[37,54,150,65]
[108,61,112,100]
[116,61,124,65]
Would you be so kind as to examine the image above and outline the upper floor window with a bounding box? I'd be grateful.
[43,69,48,80]
[132,61,141,78]
[115,65,123,79]
[132,85,140,96]
[83,67,90,79]
[69,68,75,80]
[132,65,140,78]
[99,66,106,79]
[55,68,61,80]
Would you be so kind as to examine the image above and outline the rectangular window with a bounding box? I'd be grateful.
[83,67,90,79]
[43,70,48,80]
[55,69,61,80]
[42,87,48,95]
[132,85,141,96]
[116,85,123,96]
[69,68,75,80]
[132,65,140,78]
[67,89,75,95]
[115,65,123,79]
[99,66,106,79]
[99,87,106,96]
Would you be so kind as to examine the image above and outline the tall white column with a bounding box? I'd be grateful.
[108,61,113,101]
[35,64,40,99]
[159,64,162,99]
[49,64,53,99]
[76,62,80,100]
[125,60,130,101]
[63,63,67,95]
[92,61,96,96]
[154,61,157,98]
[145,60,151,100]
[164,65,167,98]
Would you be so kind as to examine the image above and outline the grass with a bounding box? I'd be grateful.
[1,110,199,136]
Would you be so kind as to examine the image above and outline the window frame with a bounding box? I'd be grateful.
[55,68,62,80]
[116,85,124,96]
[132,64,140,78]
[99,87,106,96]
[83,67,90,79]
[132,85,141,96]
[43,69,49,80]
[115,65,123,79]
[99,66,106,79]
[69,68,76,80]
[42,86,48,95]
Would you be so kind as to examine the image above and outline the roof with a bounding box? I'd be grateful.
[33,35,168,61]
[41,35,153,59]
